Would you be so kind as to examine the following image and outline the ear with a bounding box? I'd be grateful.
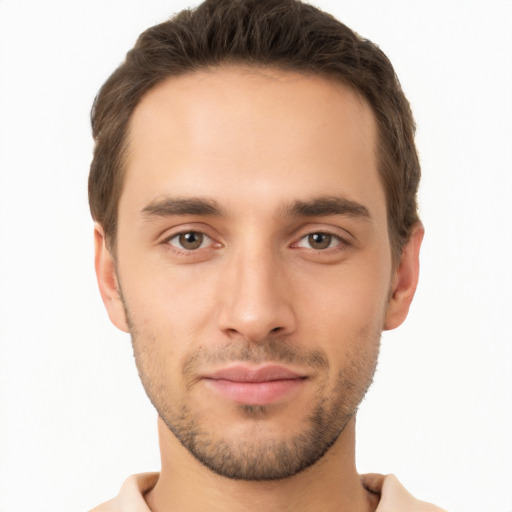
[384,222,424,331]
[94,223,129,333]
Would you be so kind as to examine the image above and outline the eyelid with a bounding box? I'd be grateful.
[294,232,344,249]
[159,224,223,251]
[157,223,354,254]
[291,224,354,244]
[167,231,214,250]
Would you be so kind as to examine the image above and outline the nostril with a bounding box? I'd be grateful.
[270,326,283,333]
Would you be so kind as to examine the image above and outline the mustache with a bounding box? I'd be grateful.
[182,338,329,376]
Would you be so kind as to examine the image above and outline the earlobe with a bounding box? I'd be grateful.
[94,223,129,333]
[384,222,424,331]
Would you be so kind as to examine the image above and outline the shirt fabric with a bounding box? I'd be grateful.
[90,472,447,511]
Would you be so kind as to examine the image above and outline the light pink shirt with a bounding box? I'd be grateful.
[90,472,447,511]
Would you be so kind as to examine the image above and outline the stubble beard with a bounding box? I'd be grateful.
[160,363,375,481]
[128,319,381,481]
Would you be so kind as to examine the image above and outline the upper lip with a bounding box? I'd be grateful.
[203,365,305,382]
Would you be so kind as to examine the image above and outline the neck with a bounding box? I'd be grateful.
[145,416,378,512]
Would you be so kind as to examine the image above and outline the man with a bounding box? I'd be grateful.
[89,0,446,510]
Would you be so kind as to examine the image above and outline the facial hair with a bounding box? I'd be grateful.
[126,307,381,481]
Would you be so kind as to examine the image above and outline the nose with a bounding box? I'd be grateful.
[217,245,297,343]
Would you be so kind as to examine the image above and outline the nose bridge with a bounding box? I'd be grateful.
[218,235,295,341]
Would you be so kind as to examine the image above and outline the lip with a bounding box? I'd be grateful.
[206,364,304,382]
[202,365,307,405]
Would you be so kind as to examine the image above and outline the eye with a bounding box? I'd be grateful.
[167,231,212,251]
[296,232,342,250]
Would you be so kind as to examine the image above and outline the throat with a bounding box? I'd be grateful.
[145,415,373,512]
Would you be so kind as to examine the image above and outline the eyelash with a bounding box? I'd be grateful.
[162,228,351,256]
[164,230,219,253]
[293,231,350,253]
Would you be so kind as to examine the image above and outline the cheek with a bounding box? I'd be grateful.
[301,265,390,316]
[118,257,221,370]
[293,254,391,349]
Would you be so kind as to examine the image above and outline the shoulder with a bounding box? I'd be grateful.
[89,473,159,512]
[361,473,448,512]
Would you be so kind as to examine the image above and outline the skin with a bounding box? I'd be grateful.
[95,66,423,512]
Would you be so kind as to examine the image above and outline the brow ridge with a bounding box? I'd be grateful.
[141,197,225,218]
[140,195,371,221]
[284,196,371,219]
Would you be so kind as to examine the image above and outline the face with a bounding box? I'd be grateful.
[96,66,422,480]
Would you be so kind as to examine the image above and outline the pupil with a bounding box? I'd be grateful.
[309,233,331,249]
[180,232,203,250]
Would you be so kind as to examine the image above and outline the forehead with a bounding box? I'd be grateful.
[121,66,384,222]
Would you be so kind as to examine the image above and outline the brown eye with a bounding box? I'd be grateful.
[179,232,203,250]
[168,231,206,250]
[307,233,332,250]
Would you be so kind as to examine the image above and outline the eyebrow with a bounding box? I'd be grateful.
[141,197,225,218]
[140,195,371,221]
[284,196,371,220]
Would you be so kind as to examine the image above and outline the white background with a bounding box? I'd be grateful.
[0,1,511,511]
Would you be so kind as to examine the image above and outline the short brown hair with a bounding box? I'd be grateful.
[89,0,420,261]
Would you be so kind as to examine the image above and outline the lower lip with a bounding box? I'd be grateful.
[205,378,305,405]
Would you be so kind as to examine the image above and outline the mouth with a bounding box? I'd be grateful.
[202,365,308,405]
